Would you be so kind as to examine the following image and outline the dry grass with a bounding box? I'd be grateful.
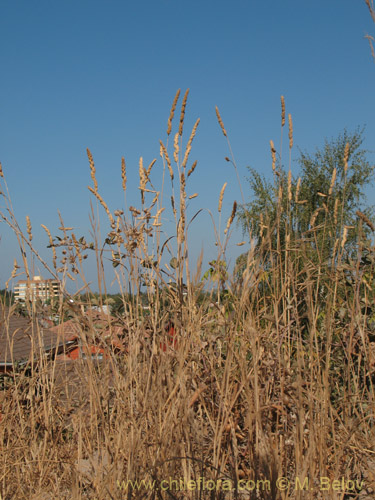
[0,93,374,500]
[365,0,375,60]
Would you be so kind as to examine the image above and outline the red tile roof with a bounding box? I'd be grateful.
[0,306,74,369]
[48,310,127,353]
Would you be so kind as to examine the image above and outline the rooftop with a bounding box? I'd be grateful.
[0,306,73,369]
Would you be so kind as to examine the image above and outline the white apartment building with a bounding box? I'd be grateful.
[14,276,61,303]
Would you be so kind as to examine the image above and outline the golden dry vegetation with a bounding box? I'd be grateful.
[1,85,375,500]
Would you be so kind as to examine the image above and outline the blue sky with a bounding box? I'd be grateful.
[0,0,374,293]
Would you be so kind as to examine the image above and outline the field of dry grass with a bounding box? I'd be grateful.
[1,91,375,500]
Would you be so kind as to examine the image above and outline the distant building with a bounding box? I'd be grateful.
[14,276,61,303]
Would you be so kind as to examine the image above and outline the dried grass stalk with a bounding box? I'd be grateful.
[178,210,186,243]
[270,140,277,172]
[288,114,293,150]
[328,168,337,196]
[146,159,156,179]
[333,238,339,257]
[288,170,292,201]
[365,34,375,60]
[341,226,348,249]
[189,193,198,199]
[71,233,82,266]
[278,185,283,203]
[139,156,145,182]
[365,0,375,23]
[310,208,322,228]
[224,201,237,234]
[259,212,264,238]
[178,172,186,241]
[295,177,301,203]
[149,193,159,210]
[188,384,207,408]
[281,96,285,127]
[153,207,165,226]
[215,106,227,137]
[171,196,177,218]
[0,161,3,178]
[41,224,56,268]
[187,160,197,178]
[218,182,227,213]
[160,140,174,181]
[167,89,181,136]
[139,157,146,204]
[88,186,115,226]
[26,215,32,242]
[179,89,189,136]
[182,118,200,168]
[173,133,179,164]
[129,206,141,216]
[121,157,127,193]
[356,210,375,231]
[5,258,19,289]
[334,198,339,225]
[180,171,186,199]
[87,148,98,192]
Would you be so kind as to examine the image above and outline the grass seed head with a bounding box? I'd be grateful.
[121,157,127,193]
[182,118,200,168]
[288,114,293,150]
[281,95,286,127]
[87,148,98,192]
[328,168,337,196]
[180,171,186,199]
[356,210,375,231]
[278,184,283,204]
[341,226,348,248]
[171,195,177,218]
[88,186,114,226]
[310,208,322,228]
[41,224,57,268]
[179,89,189,136]
[224,201,237,234]
[139,157,146,204]
[334,198,339,225]
[26,215,32,242]
[5,258,20,288]
[167,89,181,136]
[187,160,197,178]
[288,169,292,201]
[295,177,301,203]
[146,159,156,180]
[270,140,277,172]
[365,0,375,23]
[153,207,165,226]
[218,182,227,213]
[215,106,227,137]
[160,140,174,181]
[173,133,179,164]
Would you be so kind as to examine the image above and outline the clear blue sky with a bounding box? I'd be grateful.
[1,0,374,293]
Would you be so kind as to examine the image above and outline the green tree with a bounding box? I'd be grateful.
[237,128,375,272]
[0,289,14,306]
